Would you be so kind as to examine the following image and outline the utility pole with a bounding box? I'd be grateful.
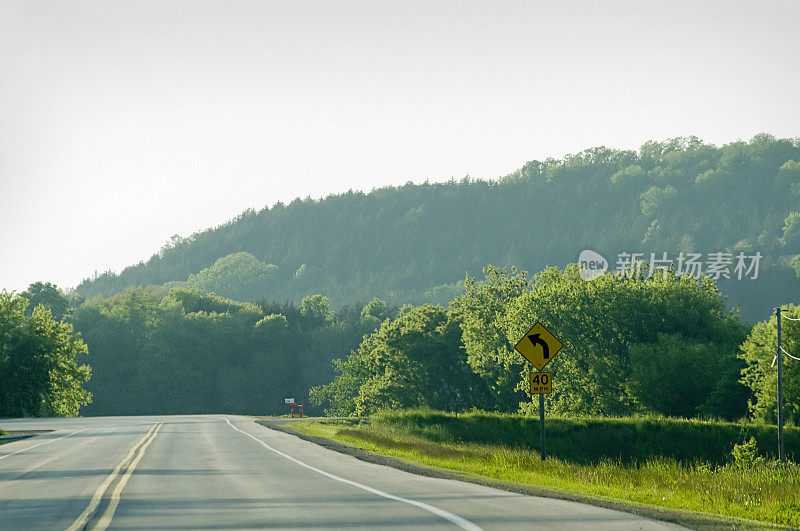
[777,306,785,462]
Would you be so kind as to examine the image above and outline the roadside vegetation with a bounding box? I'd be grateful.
[0,287,91,417]
[291,410,800,527]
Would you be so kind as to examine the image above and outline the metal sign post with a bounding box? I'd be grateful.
[539,393,546,460]
[528,371,552,460]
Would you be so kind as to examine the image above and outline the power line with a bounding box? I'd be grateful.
[781,312,800,321]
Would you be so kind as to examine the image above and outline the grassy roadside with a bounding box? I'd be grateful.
[285,411,800,529]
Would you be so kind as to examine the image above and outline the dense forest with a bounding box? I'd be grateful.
[67,289,394,416]
[76,134,800,323]
[4,283,398,417]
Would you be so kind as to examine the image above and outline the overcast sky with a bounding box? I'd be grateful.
[2,0,798,293]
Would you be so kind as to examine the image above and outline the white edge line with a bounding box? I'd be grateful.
[0,427,89,461]
[222,417,482,531]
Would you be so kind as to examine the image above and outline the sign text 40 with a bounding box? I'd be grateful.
[529,371,552,394]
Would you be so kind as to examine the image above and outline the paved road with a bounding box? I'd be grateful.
[0,415,685,530]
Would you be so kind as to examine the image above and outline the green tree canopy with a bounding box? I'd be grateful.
[361,298,389,322]
[300,294,334,328]
[504,266,747,417]
[450,265,747,418]
[184,252,279,302]
[0,290,92,417]
[627,333,748,419]
[20,281,70,321]
[449,266,532,411]
[311,305,489,415]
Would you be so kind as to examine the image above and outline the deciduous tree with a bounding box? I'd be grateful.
[0,290,92,417]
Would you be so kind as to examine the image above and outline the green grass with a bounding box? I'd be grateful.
[289,410,800,528]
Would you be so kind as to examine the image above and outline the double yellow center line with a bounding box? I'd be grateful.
[67,422,163,531]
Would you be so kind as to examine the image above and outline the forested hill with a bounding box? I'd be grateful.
[77,134,800,322]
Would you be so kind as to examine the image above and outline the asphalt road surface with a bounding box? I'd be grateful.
[0,415,685,530]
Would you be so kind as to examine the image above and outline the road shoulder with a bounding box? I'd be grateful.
[256,418,785,531]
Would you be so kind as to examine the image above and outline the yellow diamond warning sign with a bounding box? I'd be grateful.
[514,322,563,370]
[529,371,552,394]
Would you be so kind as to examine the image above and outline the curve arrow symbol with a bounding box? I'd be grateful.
[527,333,549,359]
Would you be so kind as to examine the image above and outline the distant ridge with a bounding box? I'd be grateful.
[77,134,800,322]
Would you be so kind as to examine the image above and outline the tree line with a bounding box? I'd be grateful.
[74,134,800,324]
[2,268,797,422]
[25,284,391,416]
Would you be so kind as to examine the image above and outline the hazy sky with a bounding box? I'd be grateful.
[2,0,798,293]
